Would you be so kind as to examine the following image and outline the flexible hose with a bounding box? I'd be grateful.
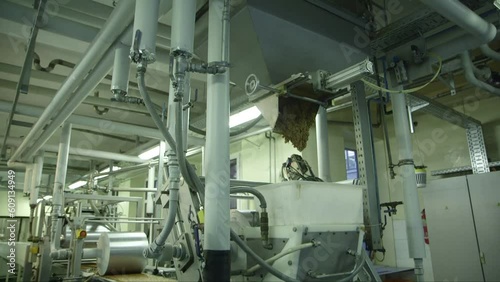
[189,115,263,137]
[138,69,181,258]
[175,99,205,198]
[137,71,177,151]
[245,242,316,274]
[230,187,267,209]
[145,156,180,258]
[230,230,299,282]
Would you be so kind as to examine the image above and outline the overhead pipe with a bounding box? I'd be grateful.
[461,51,500,96]
[419,0,497,43]
[0,101,173,140]
[21,48,116,160]
[50,123,72,260]
[8,0,136,164]
[315,106,331,182]
[204,0,232,281]
[392,89,426,281]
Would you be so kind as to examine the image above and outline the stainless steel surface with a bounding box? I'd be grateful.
[96,232,148,275]
[423,176,484,281]
[350,81,383,250]
[466,124,490,174]
[467,172,500,280]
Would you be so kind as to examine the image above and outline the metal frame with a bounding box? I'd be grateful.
[408,93,489,174]
[466,123,490,174]
[350,81,383,251]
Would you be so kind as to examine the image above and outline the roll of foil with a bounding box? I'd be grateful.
[97,232,148,275]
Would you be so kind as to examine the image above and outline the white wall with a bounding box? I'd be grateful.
[369,94,500,279]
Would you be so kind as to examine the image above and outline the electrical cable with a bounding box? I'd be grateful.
[361,53,443,94]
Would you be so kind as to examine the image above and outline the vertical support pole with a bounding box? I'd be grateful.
[23,165,33,194]
[316,106,331,182]
[30,152,44,207]
[147,165,156,215]
[204,0,231,281]
[50,123,72,253]
[392,90,426,281]
[466,123,490,174]
[350,81,383,251]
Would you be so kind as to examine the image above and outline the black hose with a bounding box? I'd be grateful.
[33,52,75,73]
[230,230,299,282]
[189,115,263,137]
[230,187,267,209]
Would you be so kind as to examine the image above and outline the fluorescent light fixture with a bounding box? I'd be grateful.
[138,145,160,160]
[229,106,261,128]
[94,166,122,180]
[68,180,87,189]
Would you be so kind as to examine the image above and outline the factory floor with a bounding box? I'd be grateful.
[89,273,176,282]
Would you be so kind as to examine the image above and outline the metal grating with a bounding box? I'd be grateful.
[351,81,383,251]
[431,161,500,176]
[407,94,481,128]
[466,124,490,174]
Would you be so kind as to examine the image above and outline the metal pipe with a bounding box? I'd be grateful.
[50,123,72,258]
[21,42,116,160]
[204,0,231,280]
[392,90,426,281]
[419,0,496,42]
[0,101,165,140]
[0,0,47,159]
[23,165,33,195]
[29,152,44,207]
[480,44,500,61]
[131,0,160,64]
[111,43,131,95]
[8,0,135,163]
[49,145,144,163]
[461,51,500,96]
[315,107,331,182]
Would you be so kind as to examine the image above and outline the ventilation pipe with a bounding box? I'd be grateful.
[111,43,143,104]
[419,0,497,43]
[130,0,160,64]
[315,106,331,182]
[461,51,500,96]
[392,90,426,282]
[203,0,231,281]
